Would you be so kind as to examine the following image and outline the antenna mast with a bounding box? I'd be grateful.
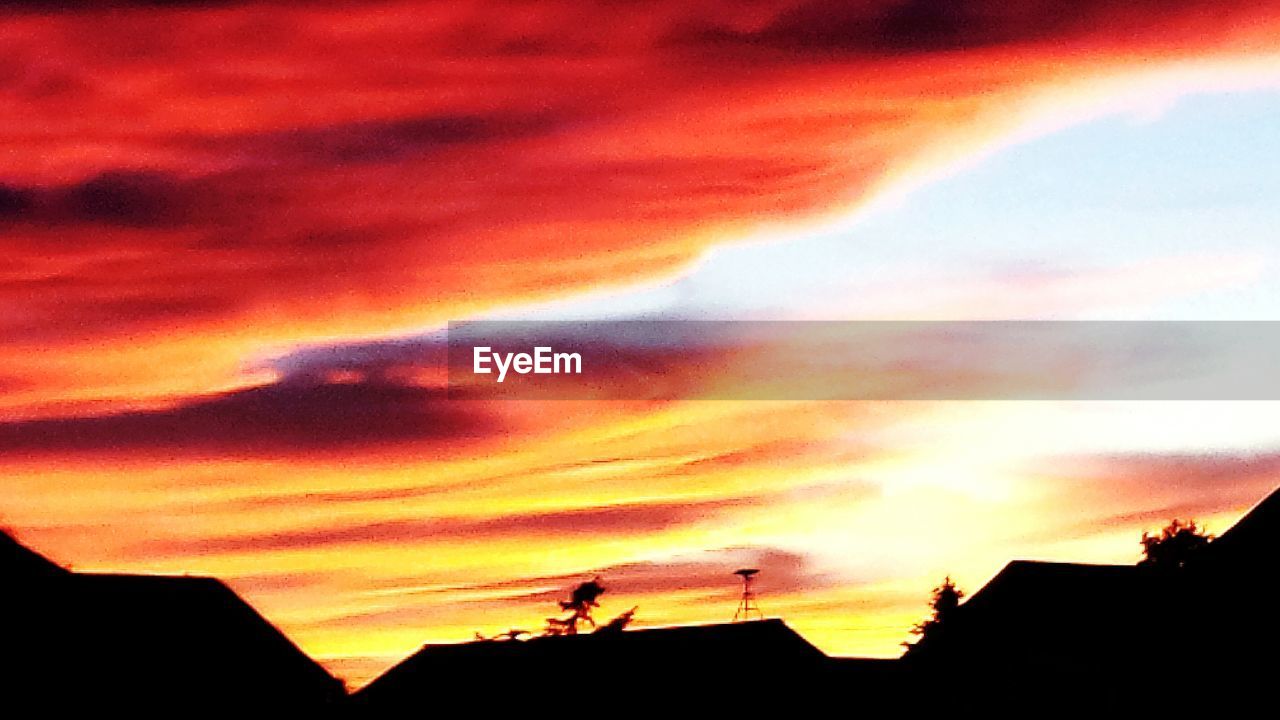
[732,568,762,621]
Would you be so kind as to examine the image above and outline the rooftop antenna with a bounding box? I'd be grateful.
[732,568,762,622]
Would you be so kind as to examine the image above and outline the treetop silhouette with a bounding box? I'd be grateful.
[1140,518,1213,569]
[544,577,607,635]
[903,575,963,657]
[541,577,641,636]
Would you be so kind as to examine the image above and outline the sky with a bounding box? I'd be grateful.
[5,0,1280,687]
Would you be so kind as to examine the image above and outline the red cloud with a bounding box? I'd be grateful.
[3,6,1279,675]
[2,1,1278,412]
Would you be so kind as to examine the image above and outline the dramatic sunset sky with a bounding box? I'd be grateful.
[5,1,1280,686]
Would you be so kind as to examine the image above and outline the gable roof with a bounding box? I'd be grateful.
[960,560,1144,614]
[1200,485,1280,567]
[4,530,344,710]
[2,529,69,579]
[902,560,1168,669]
[355,618,825,708]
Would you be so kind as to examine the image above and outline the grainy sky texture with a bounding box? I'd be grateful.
[4,1,1280,686]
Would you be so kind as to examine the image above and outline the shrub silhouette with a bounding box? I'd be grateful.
[1140,519,1212,569]
[544,578,607,635]
[595,606,637,634]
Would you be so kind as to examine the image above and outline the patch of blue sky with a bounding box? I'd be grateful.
[495,89,1280,322]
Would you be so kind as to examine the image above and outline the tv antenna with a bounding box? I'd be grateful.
[732,568,762,622]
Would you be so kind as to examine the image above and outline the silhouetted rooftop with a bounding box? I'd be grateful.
[355,618,826,709]
[4,529,343,711]
[961,560,1143,613]
[2,529,68,579]
[907,488,1280,675]
[1201,484,1280,566]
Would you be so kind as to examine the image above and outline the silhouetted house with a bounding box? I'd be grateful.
[2,528,69,579]
[1196,484,1280,572]
[905,561,1165,675]
[3,530,344,712]
[353,618,827,711]
[906,486,1280,691]
[1180,487,1280,664]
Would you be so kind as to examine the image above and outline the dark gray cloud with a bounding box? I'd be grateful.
[0,170,195,228]
[676,0,1214,57]
[0,183,36,216]
[0,378,499,458]
[230,112,564,166]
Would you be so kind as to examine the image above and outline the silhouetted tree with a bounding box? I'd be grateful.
[595,606,637,634]
[903,576,963,656]
[544,578,606,635]
[1140,519,1212,569]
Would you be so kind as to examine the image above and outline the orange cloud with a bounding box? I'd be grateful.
[1023,451,1280,539]
[132,495,770,557]
[3,1,1279,412]
[5,0,1280,690]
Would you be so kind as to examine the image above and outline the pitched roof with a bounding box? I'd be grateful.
[4,530,343,710]
[902,559,1170,670]
[1200,485,1280,566]
[355,618,825,707]
[2,529,69,579]
[960,560,1144,614]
